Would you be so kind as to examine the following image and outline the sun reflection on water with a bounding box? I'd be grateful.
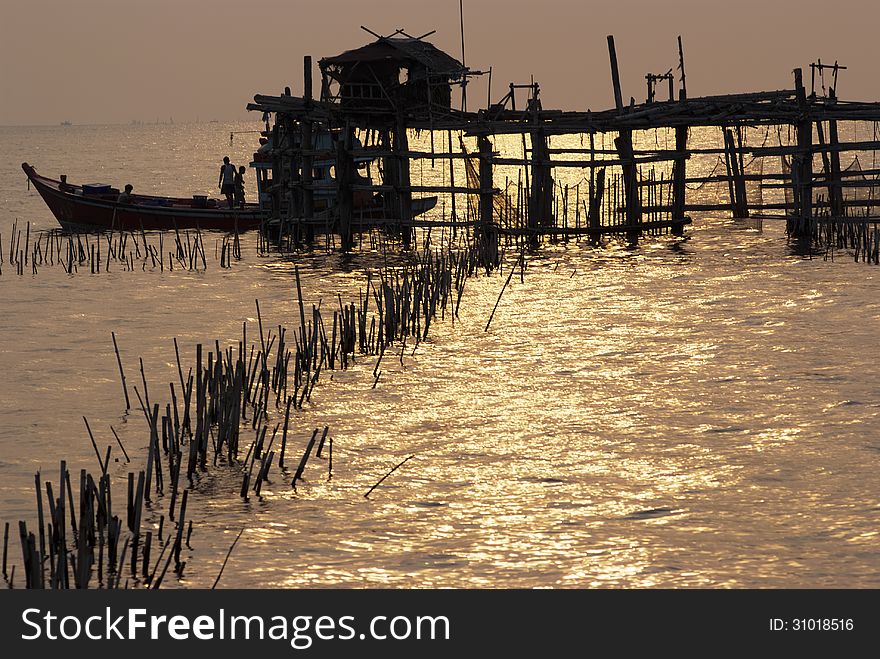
[2,125,880,588]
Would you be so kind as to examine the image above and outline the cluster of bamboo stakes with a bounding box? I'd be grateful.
[129,241,478,501]
[4,456,193,590]
[3,240,479,588]
[0,221,242,276]
[806,203,880,265]
[465,167,679,243]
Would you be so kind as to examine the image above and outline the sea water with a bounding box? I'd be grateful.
[0,122,879,587]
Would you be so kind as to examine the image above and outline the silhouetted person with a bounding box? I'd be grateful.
[219,156,236,209]
[117,183,135,204]
[234,165,246,209]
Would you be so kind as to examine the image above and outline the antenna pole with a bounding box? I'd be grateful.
[460,0,467,111]
[360,25,383,39]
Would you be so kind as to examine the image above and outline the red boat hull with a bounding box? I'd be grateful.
[22,163,266,232]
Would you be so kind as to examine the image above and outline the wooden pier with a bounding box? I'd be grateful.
[246,30,880,263]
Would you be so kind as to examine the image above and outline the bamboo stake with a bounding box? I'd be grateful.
[211,527,245,589]
[364,455,415,499]
[292,429,318,488]
[111,332,131,410]
[485,254,522,331]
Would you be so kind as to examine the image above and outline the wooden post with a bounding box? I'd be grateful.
[447,130,458,222]
[813,113,843,219]
[303,55,312,102]
[527,96,552,247]
[722,129,737,213]
[270,122,282,228]
[724,129,748,218]
[528,128,539,243]
[336,126,354,252]
[478,134,498,266]
[393,117,413,249]
[792,68,813,236]
[671,37,689,236]
[301,56,315,245]
[589,168,606,245]
[607,36,624,112]
[608,35,641,241]
[677,36,687,101]
[382,128,397,228]
[615,134,641,242]
[828,89,844,218]
[287,115,302,236]
[588,120,595,212]
[671,126,687,235]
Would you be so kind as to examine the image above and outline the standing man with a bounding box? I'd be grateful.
[234,165,247,209]
[219,156,236,209]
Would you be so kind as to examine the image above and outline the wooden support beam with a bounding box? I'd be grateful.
[545,141,880,158]
[589,168,606,245]
[478,135,499,266]
[607,35,624,112]
[527,98,553,246]
[792,68,814,235]
[394,118,413,248]
[497,217,691,237]
[286,116,302,224]
[615,132,642,241]
[828,89,844,217]
[672,126,688,235]
[761,179,880,190]
[678,36,688,101]
[490,153,688,168]
[304,55,312,102]
[674,172,786,185]
[380,128,396,227]
[344,184,490,194]
[336,126,354,252]
[301,56,315,245]
[724,128,749,218]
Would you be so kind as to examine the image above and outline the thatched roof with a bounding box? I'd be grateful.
[320,37,464,77]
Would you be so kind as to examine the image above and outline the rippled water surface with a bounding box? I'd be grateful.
[1,123,879,588]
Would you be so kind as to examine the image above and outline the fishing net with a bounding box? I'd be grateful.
[461,139,517,229]
[840,155,879,207]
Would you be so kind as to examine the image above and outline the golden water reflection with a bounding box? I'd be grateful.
[2,125,880,588]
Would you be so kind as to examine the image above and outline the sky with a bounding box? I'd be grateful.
[1,0,878,125]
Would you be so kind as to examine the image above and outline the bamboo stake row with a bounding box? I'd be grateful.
[0,224,240,277]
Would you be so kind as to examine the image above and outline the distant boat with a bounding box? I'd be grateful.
[22,163,266,232]
[60,121,72,126]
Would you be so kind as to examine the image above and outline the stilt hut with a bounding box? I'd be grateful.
[318,33,466,119]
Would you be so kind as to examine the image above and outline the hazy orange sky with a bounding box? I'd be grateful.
[1,0,876,125]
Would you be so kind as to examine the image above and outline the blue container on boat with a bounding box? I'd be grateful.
[82,183,112,195]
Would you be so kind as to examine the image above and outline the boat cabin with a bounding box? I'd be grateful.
[249,129,373,212]
[318,34,465,117]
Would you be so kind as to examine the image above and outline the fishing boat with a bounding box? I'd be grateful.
[22,163,267,232]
